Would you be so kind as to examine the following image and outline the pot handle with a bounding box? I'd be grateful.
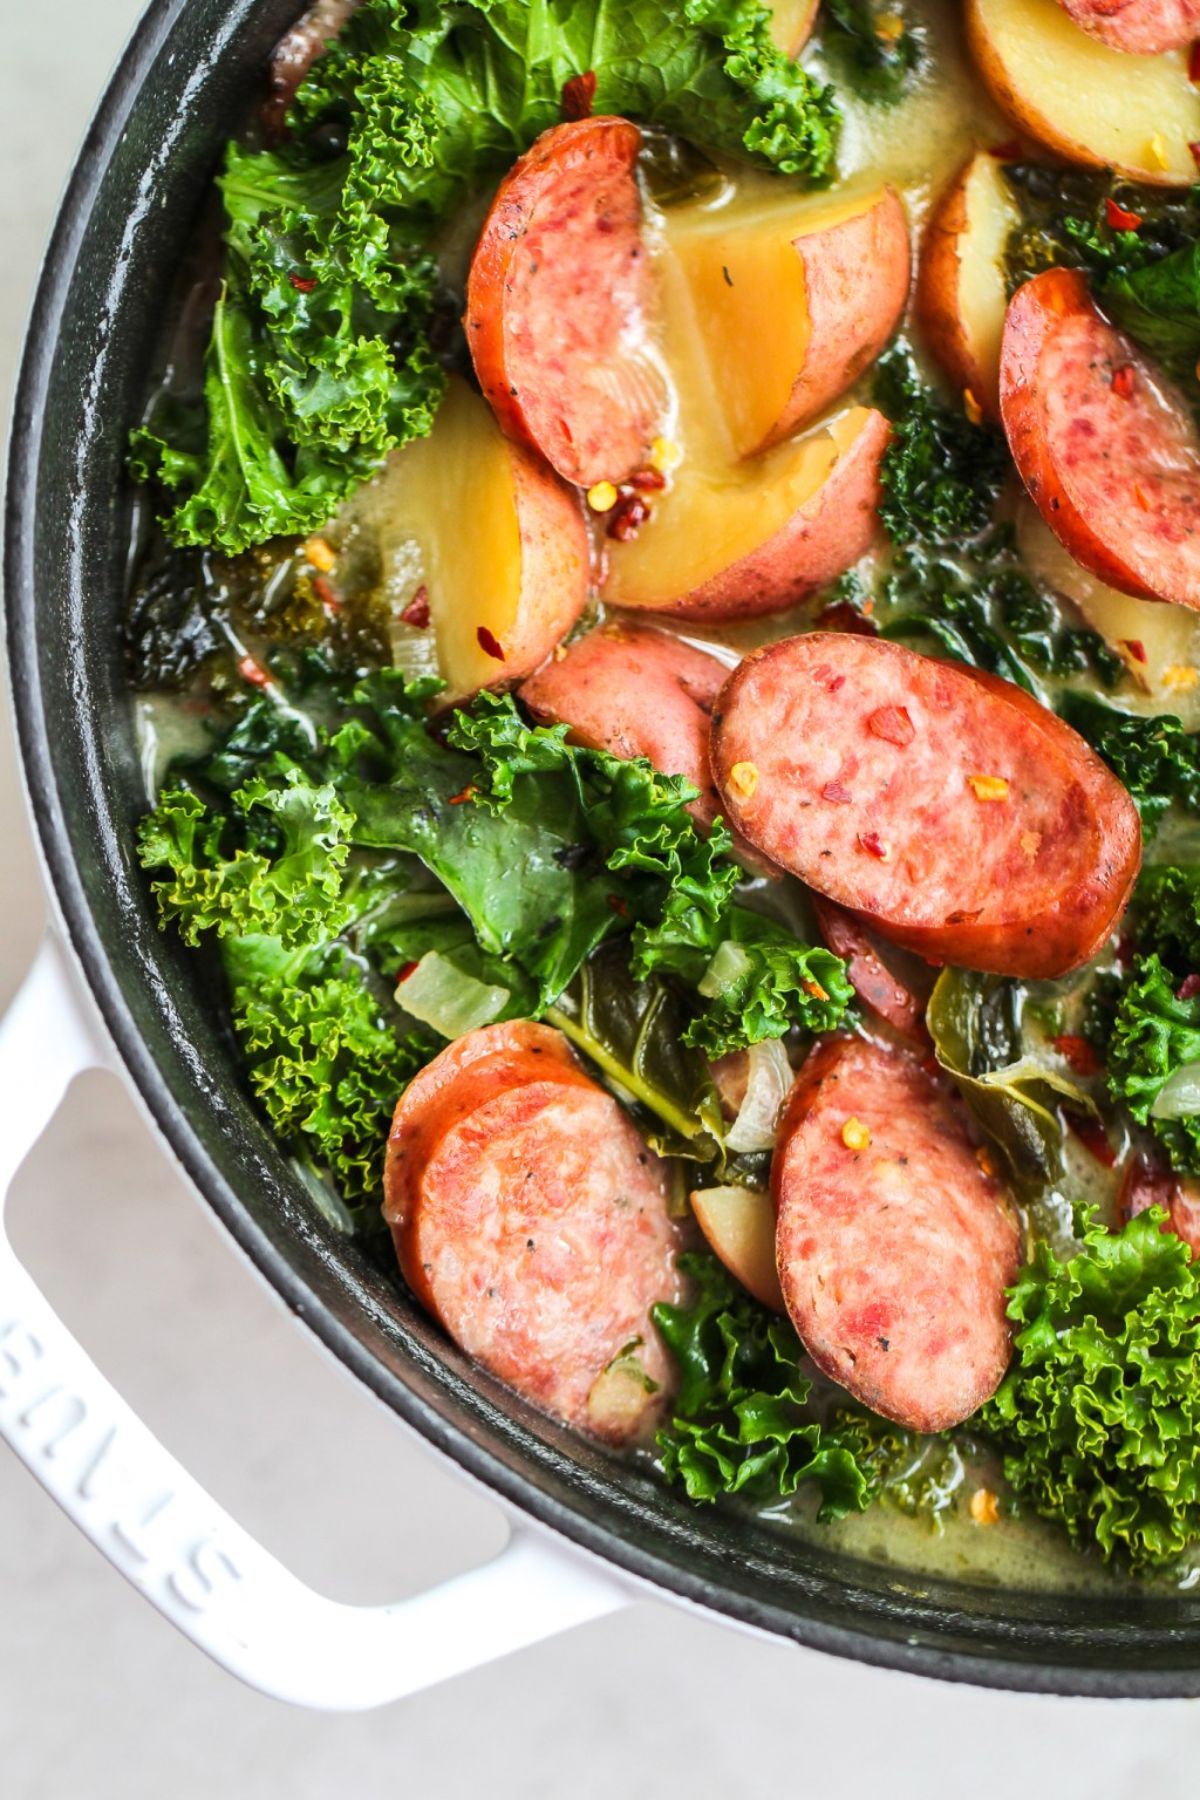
[0,937,627,1710]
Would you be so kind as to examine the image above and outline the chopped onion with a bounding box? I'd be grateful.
[726,1037,793,1153]
[395,952,509,1039]
[698,939,754,1000]
[1151,1060,1200,1120]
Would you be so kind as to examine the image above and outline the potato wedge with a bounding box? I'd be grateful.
[768,0,822,55]
[1020,504,1200,727]
[916,151,1020,420]
[352,376,589,704]
[690,1186,785,1313]
[603,407,889,619]
[667,184,910,457]
[967,0,1200,184]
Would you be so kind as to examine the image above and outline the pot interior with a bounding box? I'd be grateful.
[8,0,1200,1696]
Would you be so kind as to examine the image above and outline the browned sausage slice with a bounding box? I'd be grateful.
[465,119,663,489]
[711,632,1141,979]
[1118,1153,1200,1254]
[262,0,360,138]
[773,1036,1022,1433]
[383,1024,684,1441]
[1002,267,1200,610]
[1057,0,1200,52]
[520,624,729,833]
[811,896,928,1043]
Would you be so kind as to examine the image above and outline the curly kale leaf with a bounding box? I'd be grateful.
[136,757,354,948]
[821,0,921,105]
[1108,954,1200,1174]
[1135,864,1200,970]
[675,908,854,1057]
[873,346,1010,548]
[981,1208,1200,1571]
[653,1251,877,1515]
[224,935,429,1209]
[1058,695,1200,837]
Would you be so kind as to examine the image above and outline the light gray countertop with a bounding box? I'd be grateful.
[2,7,1199,1795]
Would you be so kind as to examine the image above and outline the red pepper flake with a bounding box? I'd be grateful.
[237,655,271,689]
[476,625,506,662]
[289,273,318,292]
[312,574,341,614]
[606,492,651,542]
[823,781,853,804]
[988,139,1022,161]
[1052,1034,1101,1076]
[1068,1112,1117,1168]
[607,894,629,917]
[858,831,892,861]
[448,785,478,807]
[1111,363,1136,400]
[396,961,420,985]
[561,70,597,120]
[1120,637,1148,664]
[1105,198,1143,232]
[1178,974,1200,1001]
[1191,40,1200,82]
[867,704,915,748]
[400,585,431,629]
[628,467,667,491]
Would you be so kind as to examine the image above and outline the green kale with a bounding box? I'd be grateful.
[821,1,921,105]
[1059,694,1200,836]
[653,1251,877,1514]
[1135,864,1200,970]
[1108,953,1200,1175]
[982,1208,1200,1571]
[137,757,354,948]
[671,906,854,1058]
[135,0,841,554]
[223,934,429,1211]
[873,345,1009,547]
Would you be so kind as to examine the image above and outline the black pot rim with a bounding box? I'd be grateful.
[7,0,1200,1702]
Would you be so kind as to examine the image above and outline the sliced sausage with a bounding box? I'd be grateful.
[1118,1153,1200,1253]
[262,0,360,138]
[712,633,1141,980]
[466,119,663,489]
[773,1036,1022,1433]
[811,896,928,1043]
[1057,0,1200,52]
[1001,267,1200,611]
[383,1024,685,1442]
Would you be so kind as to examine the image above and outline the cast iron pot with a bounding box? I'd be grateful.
[5,0,1200,1708]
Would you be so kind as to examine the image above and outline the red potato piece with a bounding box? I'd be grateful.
[383,1025,685,1443]
[916,152,1020,420]
[1002,267,1200,610]
[711,633,1141,979]
[773,1036,1022,1433]
[465,118,663,489]
[1057,0,1200,51]
[262,0,360,137]
[1118,1154,1200,1253]
[604,407,890,620]
[812,896,928,1042]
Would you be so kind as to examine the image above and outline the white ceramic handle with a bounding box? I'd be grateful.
[0,938,627,1709]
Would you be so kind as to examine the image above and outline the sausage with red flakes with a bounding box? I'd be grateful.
[384,1023,685,1442]
[711,632,1141,979]
[1001,267,1200,611]
[1056,0,1200,52]
[773,1036,1022,1433]
[1118,1153,1200,1254]
[811,895,928,1043]
[466,118,663,489]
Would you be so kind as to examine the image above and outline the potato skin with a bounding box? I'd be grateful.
[499,441,591,686]
[757,188,910,453]
[966,0,1199,184]
[916,157,1002,419]
[612,408,890,621]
